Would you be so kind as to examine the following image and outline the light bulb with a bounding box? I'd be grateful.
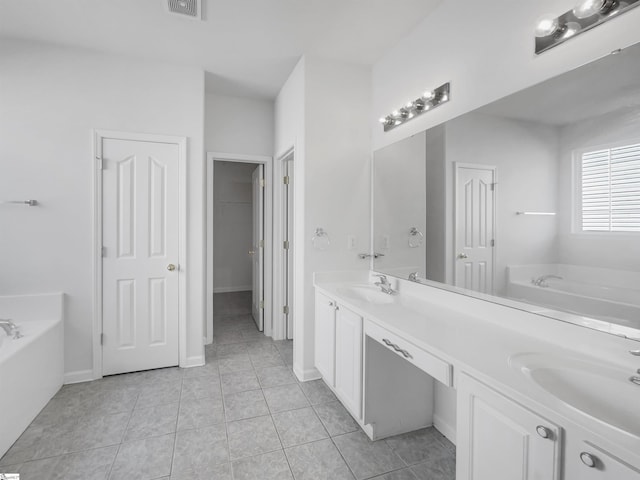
[378,117,387,124]
[423,91,434,100]
[535,15,561,37]
[391,110,399,117]
[406,101,414,108]
[573,0,607,18]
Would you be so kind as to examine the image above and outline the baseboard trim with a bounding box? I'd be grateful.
[213,286,251,294]
[182,355,206,368]
[433,413,457,445]
[64,369,94,385]
[293,364,321,382]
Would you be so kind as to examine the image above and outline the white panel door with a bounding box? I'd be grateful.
[457,372,561,480]
[454,164,495,294]
[102,138,180,375]
[335,304,363,420]
[251,165,264,331]
[314,292,336,387]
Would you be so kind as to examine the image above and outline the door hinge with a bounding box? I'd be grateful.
[283,240,290,250]
[490,182,496,191]
[491,239,495,247]
[283,175,290,185]
[259,300,264,309]
[100,333,104,345]
[101,246,107,257]
[283,305,289,315]
[260,178,265,188]
[259,240,264,248]
[96,156,103,170]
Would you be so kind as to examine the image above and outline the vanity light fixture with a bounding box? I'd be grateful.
[535,0,640,54]
[379,83,450,132]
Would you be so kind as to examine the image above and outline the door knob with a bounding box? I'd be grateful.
[248,250,255,255]
[457,253,468,259]
[167,264,176,271]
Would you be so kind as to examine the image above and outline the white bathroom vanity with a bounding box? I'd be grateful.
[314,272,640,480]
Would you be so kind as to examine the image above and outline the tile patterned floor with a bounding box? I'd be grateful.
[0,292,456,480]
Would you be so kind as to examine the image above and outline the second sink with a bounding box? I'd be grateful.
[509,352,640,436]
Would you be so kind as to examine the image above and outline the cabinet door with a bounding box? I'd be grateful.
[457,372,561,480]
[567,441,640,479]
[314,292,336,386]
[335,304,363,420]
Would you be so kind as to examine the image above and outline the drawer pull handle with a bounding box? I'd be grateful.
[399,349,413,359]
[580,452,597,468]
[536,425,551,439]
[382,338,413,359]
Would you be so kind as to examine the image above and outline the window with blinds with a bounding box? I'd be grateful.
[580,142,640,232]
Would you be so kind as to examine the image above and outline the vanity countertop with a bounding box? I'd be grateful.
[314,271,640,455]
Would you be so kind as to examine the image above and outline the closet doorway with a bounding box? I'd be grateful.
[206,153,273,342]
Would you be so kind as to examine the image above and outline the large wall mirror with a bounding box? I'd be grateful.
[373,42,640,341]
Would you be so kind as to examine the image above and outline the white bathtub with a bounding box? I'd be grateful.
[0,294,64,458]
[506,264,640,330]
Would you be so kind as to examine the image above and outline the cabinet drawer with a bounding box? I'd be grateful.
[365,320,452,387]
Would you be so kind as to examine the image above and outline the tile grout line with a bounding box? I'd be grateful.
[167,372,186,478]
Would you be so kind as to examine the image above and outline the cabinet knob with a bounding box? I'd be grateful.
[580,452,597,468]
[536,425,551,439]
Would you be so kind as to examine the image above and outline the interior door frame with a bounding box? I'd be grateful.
[206,152,273,342]
[92,130,187,381]
[452,162,497,293]
[273,148,295,341]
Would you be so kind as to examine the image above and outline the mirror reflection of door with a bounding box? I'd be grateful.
[251,165,264,331]
[454,163,496,294]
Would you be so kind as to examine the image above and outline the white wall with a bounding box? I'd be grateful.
[0,38,206,378]
[372,0,640,151]
[303,56,372,376]
[275,56,372,379]
[205,93,274,156]
[557,107,640,271]
[213,161,255,292]
[446,113,560,295]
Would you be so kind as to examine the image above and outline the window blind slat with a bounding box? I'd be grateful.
[581,143,640,232]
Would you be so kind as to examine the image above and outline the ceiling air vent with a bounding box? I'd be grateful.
[167,0,200,19]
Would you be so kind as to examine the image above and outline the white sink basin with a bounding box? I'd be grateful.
[335,284,395,305]
[509,352,640,435]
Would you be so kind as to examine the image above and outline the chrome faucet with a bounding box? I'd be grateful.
[0,319,23,339]
[374,274,396,295]
[408,272,419,282]
[531,274,563,288]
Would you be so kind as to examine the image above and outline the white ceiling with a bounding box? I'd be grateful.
[0,0,442,99]
[478,42,640,126]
